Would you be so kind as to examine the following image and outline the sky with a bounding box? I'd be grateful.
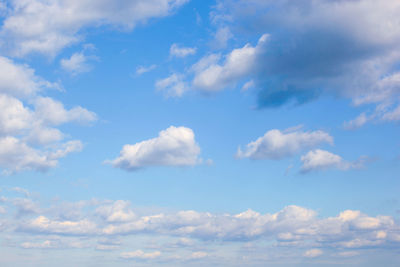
[0,0,400,266]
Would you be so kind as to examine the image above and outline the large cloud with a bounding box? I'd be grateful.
[1,0,189,57]
[0,57,96,173]
[109,126,202,171]
[236,128,333,160]
[200,0,400,124]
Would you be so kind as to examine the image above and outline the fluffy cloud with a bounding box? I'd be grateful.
[236,128,333,160]
[300,149,364,173]
[1,0,189,57]
[170,44,197,58]
[200,0,400,126]
[0,57,96,173]
[192,34,268,93]
[60,52,91,75]
[109,126,201,171]
[5,198,398,252]
[0,56,58,98]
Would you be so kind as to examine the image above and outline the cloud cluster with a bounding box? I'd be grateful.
[0,57,96,173]
[1,0,189,57]
[109,126,201,171]
[1,196,396,252]
[198,0,400,126]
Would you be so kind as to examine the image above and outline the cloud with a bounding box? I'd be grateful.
[1,0,189,57]
[60,52,91,75]
[170,44,197,58]
[136,64,157,76]
[192,34,268,93]
[343,113,369,130]
[155,73,187,97]
[120,250,161,260]
[0,57,96,173]
[211,26,233,49]
[19,215,98,235]
[304,249,323,258]
[300,149,364,173]
[236,128,333,160]
[108,126,201,171]
[0,56,58,98]
[95,200,136,223]
[205,0,400,118]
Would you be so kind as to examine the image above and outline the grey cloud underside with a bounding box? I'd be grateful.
[212,0,400,112]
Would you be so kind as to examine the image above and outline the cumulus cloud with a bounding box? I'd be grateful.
[300,149,364,173]
[6,198,398,253]
[0,56,58,98]
[108,126,201,171]
[192,34,268,93]
[203,0,400,124]
[60,52,91,75]
[1,0,189,57]
[236,128,333,160]
[170,44,197,58]
[0,57,96,173]
[211,26,233,49]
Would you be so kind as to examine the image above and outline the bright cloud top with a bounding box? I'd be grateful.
[237,128,333,160]
[300,149,364,173]
[1,0,189,57]
[109,126,202,171]
[0,56,96,173]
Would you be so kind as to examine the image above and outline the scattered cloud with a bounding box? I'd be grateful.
[170,44,197,58]
[155,73,187,97]
[206,0,400,119]
[136,64,157,76]
[192,34,268,93]
[300,149,365,173]
[108,126,202,171]
[120,250,161,260]
[236,128,333,160]
[304,249,323,258]
[1,0,189,57]
[60,52,93,75]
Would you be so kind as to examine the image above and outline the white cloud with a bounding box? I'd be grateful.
[33,97,97,125]
[1,0,189,57]
[192,34,268,92]
[109,126,201,171]
[170,44,197,58]
[236,128,333,160]
[155,73,187,97]
[60,52,91,75]
[120,250,161,260]
[95,200,136,223]
[300,149,363,173]
[0,56,58,98]
[304,249,323,258]
[0,57,96,173]
[136,64,157,76]
[20,215,97,235]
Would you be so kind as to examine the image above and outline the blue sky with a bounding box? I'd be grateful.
[0,0,400,266]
